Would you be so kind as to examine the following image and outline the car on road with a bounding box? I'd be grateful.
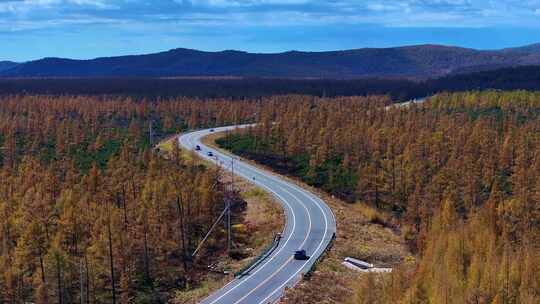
[195,145,201,151]
[294,250,310,260]
[209,128,215,132]
[207,151,214,157]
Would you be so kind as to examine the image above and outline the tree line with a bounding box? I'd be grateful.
[2,65,540,101]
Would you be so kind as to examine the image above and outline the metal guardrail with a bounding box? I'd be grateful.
[235,233,282,278]
[303,232,336,280]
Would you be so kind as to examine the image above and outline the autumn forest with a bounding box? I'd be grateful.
[0,91,539,304]
[218,92,540,303]
[0,96,260,303]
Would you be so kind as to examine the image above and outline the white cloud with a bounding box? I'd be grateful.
[190,0,309,5]
[0,0,113,13]
[1,0,540,32]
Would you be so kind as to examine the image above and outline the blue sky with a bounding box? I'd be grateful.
[1,0,540,61]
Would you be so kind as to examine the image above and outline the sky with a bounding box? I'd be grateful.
[1,0,540,62]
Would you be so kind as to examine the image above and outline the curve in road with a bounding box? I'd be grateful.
[178,125,337,304]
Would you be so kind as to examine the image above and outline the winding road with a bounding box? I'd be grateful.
[178,125,337,304]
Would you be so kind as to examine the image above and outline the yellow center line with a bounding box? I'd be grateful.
[233,256,294,304]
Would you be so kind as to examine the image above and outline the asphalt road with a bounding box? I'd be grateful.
[178,125,337,304]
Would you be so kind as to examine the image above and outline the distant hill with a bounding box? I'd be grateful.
[502,43,540,54]
[2,44,540,79]
[0,61,18,72]
[2,65,540,101]
[430,65,540,92]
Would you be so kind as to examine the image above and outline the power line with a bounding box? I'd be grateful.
[192,206,229,257]
[228,157,234,253]
[149,120,154,146]
[192,155,235,257]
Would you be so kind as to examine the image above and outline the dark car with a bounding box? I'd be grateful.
[294,250,310,260]
[207,151,214,157]
[195,145,201,151]
[209,129,215,132]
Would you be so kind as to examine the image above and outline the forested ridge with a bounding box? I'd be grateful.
[3,65,540,100]
[0,96,263,303]
[217,91,540,303]
[3,44,540,79]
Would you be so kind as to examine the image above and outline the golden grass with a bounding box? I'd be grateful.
[242,187,266,199]
[353,203,390,226]
[171,278,226,304]
[156,137,175,152]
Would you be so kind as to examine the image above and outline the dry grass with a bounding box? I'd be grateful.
[156,137,175,153]
[242,187,284,249]
[171,277,229,304]
[156,136,197,162]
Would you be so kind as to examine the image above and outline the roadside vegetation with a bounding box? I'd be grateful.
[216,91,540,304]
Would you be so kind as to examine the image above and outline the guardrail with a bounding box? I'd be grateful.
[235,233,282,278]
[303,232,336,280]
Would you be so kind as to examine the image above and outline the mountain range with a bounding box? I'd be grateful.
[2,43,540,79]
[0,61,19,72]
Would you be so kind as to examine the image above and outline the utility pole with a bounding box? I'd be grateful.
[80,258,85,304]
[226,196,231,253]
[227,129,231,149]
[149,120,154,146]
[227,157,234,253]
